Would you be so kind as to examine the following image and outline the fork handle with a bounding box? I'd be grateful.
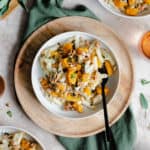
[101,85,116,150]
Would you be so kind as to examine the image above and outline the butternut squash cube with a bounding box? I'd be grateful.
[81,73,90,82]
[21,139,30,149]
[76,64,82,71]
[77,47,88,54]
[104,60,113,76]
[73,102,83,113]
[125,8,139,16]
[50,50,59,57]
[63,43,73,52]
[61,58,69,68]
[96,86,109,95]
[83,87,91,96]
[50,91,59,97]
[144,0,150,4]
[57,83,66,92]
[66,93,80,102]
[128,0,136,5]
[114,0,127,8]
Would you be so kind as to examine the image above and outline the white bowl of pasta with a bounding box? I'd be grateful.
[0,126,45,150]
[31,31,119,119]
[98,0,150,18]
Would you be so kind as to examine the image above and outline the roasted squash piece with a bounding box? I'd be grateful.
[76,64,82,71]
[65,93,80,102]
[50,50,59,57]
[83,87,91,96]
[61,58,70,68]
[77,47,88,54]
[81,73,90,82]
[104,60,113,76]
[144,0,150,4]
[114,0,127,8]
[128,0,136,5]
[73,102,83,113]
[125,8,139,16]
[50,91,59,97]
[63,42,73,52]
[57,83,66,92]
[40,78,49,90]
[21,139,30,149]
[96,86,109,95]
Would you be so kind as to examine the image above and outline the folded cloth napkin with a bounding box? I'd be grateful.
[0,0,10,15]
[19,0,137,150]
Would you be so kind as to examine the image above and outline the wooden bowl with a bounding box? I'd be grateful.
[14,16,134,137]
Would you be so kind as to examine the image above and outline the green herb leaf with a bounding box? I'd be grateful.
[141,79,150,85]
[140,93,149,110]
[6,110,12,117]
[71,73,76,79]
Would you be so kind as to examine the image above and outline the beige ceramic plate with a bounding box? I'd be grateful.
[14,16,134,137]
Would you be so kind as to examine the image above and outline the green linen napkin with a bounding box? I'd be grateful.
[19,0,137,150]
[0,0,10,15]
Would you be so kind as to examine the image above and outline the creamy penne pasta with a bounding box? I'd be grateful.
[0,132,41,150]
[39,36,116,113]
[106,0,150,16]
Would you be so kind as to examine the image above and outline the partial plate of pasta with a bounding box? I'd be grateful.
[31,31,119,119]
[0,126,44,150]
[98,0,150,18]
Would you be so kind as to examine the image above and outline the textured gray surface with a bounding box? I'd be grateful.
[0,0,150,150]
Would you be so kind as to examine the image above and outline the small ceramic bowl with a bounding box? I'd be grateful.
[31,31,119,119]
[0,126,45,150]
[98,0,150,18]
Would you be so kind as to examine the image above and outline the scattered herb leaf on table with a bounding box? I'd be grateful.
[141,79,150,85]
[140,93,149,110]
[6,110,12,117]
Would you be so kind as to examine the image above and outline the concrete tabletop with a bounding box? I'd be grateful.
[0,0,150,149]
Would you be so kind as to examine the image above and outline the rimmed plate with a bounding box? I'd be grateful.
[14,16,134,137]
[0,125,45,149]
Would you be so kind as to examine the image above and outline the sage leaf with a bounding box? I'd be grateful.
[140,93,149,110]
[141,79,150,85]
[6,110,12,117]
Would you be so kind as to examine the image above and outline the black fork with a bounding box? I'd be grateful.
[99,66,116,150]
